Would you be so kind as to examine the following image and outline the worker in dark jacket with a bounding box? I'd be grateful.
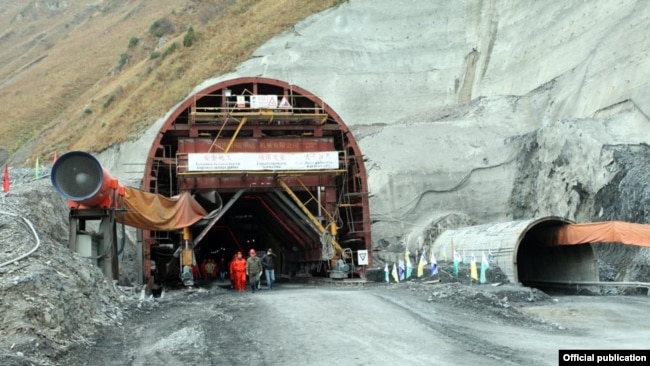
[261,248,277,290]
[219,258,228,282]
[246,249,263,293]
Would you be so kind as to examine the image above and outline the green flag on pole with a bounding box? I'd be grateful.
[453,250,460,277]
[480,252,490,284]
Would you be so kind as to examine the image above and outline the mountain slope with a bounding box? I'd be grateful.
[0,0,339,166]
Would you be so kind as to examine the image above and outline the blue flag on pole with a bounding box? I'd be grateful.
[429,250,438,277]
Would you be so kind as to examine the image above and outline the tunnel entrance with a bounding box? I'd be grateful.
[432,217,599,290]
[516,219,599,291]
[142,77,371,287]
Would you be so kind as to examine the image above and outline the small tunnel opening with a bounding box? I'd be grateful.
[517,220,599,292]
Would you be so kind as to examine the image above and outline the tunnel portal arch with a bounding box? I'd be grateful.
[141,77,371,285]
[431,217,600,289]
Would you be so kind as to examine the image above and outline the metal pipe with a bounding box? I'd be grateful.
[0,210,41,268]
[317,185,322,220]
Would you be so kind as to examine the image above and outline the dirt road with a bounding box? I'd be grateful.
[54,281,650,366]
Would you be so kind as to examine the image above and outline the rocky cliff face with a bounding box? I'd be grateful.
[506,101,650,283]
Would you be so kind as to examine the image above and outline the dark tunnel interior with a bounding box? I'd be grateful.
[517,220,599,291]
[152,190,324,286]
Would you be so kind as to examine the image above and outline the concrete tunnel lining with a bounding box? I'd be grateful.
[431,216,600,287]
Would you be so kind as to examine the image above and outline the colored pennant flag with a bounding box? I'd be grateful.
[35,157,39,179]
[391,262,399,283]
[462,250,468,265]
[417,249,427,278]
[480,252,490,284]
[384,263,389,283]
[430,250,438,277]
[398,259,405,281]
[3,164,9,193]
[470,254,478,281]
[404,248,412,278]
[52,151,58,164]
[405,255,413,279]
[488,249,493,263]
[453,250,461,277]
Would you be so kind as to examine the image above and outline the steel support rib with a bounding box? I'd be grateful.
[252,196,310,249]
[193,188,245,247]
[269,190,320,234]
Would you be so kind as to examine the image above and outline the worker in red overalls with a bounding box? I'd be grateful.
[231,251,247,292]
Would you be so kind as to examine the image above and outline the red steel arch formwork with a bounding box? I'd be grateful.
[142,77,371,287]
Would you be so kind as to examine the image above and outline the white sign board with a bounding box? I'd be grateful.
[249,95,278,109]
[236,95,246,107]
[188,152,339,171]
[357,250,369,266]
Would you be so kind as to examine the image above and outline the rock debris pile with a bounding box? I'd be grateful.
[0,169,130,366]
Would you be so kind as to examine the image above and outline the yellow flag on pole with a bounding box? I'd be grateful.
[417,249,427,278]
[470,254,478,281]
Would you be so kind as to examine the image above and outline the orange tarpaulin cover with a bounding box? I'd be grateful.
[116,187,207,231]
[556,221,650,248]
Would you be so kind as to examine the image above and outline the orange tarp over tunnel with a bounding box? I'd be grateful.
[117,187,207,231]
[556,221,650,247]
